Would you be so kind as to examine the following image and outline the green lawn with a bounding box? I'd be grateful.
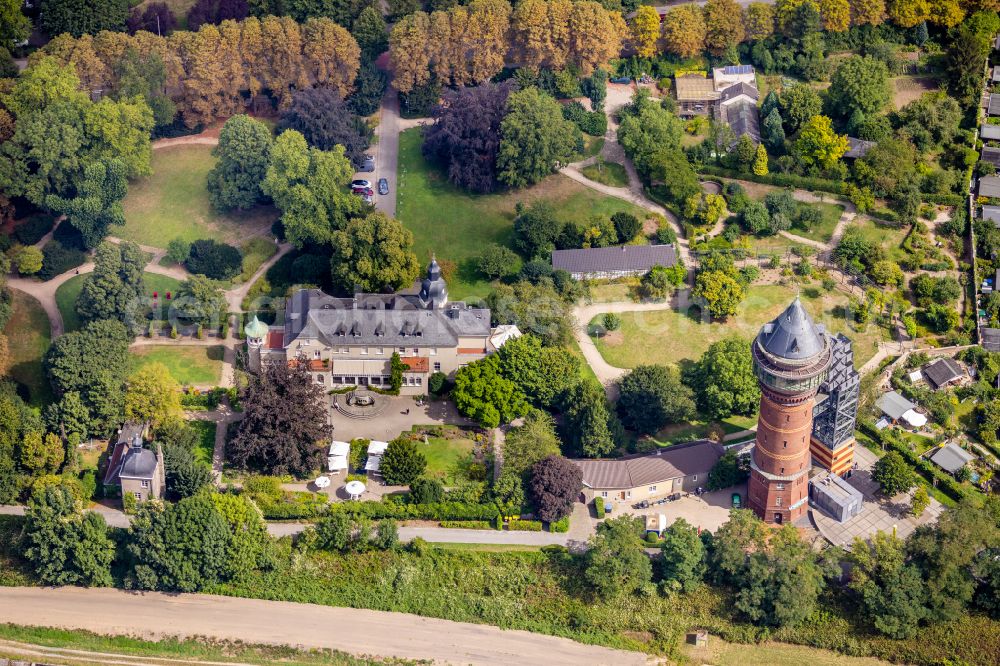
[239,237,278,283]
[396,128,650,299]
[122,145,276,248]
[56,272,183,334]
[130,345,224,386]
[790,202,844,244]
[850,216,910,262]
[6,290,53,407]
[189,419,217,466]
[590,284,884,370]
[420,431,476,486]
[580,159,629,188]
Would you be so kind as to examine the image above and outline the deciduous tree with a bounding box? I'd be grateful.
[872,451,917,496]
[329,211,421,293]
[561,380,615,457]
[229,361,327,478]
[631,5,661,58]
[777,84,822,134]
[585,516,652,597]
[849,530,927,638]
[827,56,891,120]
[617,364,696,434]
[794,115,848,169]
[850,0,886,25]
[379,438,428,486]
[887,0,929,26]
[40,0,129,38]
[660,3,706,58]
[208,115,274,211]
[497,87,579,188]
[704,0,746,54]
[452,355,529,428]
[685,337,759,420]
[528,454,581,522]
[76,240,145,328]
[661,518,706,591]
[743,2,775,39]
[124,363,183,427]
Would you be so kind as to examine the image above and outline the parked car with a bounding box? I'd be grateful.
[360,155,375,172]
[377,177,389,195]
[731,493,741,509]
[633,500,649,510]
[610,76,631,84]
[352,187,374,196]
[351,179,372,189]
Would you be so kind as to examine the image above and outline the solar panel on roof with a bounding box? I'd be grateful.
[723,65,753,74]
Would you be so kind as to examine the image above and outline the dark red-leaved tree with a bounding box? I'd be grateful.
[126,2,177,35]
[422,80,518,194]
[228,360,327,478]
[277,87,372,167]
[187,0,248,31]
[528,455,582,522]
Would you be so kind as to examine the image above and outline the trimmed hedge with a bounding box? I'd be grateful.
[594,497,605,518]
[439,520,492,529]
[332,500,503,522]
[549,516,570,533]
[858,420,967,502]
[507,519,543,532]
[697,165,846,196]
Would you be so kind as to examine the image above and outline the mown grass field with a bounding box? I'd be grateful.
[395,128,650,300]
[122,145,275,248]
[590,284,884,370]
[130,345,224,386]
[580,160,629,188]
[420,432,476,486]
[189,419,217,466]
[5,291,53,407]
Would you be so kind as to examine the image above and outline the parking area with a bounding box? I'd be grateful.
[601,483,747,534]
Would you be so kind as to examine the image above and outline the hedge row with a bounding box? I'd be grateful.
[922,193,964,206]
[259,501,329,520]
[507,519,543,532]
[858,420,967,502]
[439,520,492,529]
[697,165,847,196]
[549,516,570,533]
[331,500,503,521]
[594,497,605,518]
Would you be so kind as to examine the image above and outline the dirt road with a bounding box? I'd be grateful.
[0,587,649,666]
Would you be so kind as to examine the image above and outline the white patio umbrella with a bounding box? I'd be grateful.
[344,480,366,500]
[314,476,331,490]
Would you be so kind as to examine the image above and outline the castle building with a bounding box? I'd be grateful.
[246,259,515,394]
[810,333,860,476]
[749,298,833,524]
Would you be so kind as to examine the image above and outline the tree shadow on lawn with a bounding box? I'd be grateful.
[206,346,225,362]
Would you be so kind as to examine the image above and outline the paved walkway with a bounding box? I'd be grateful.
[225,241,292,313]
[0,587,647,666]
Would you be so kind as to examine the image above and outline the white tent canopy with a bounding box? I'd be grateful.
[365,440,389,472]
[900,409,927,428]
[327,440,350,473]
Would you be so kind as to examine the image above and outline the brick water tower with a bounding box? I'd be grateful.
[749,298,832,524]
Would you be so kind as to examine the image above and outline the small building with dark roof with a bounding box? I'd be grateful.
[929,442,975,475]
[102,422,164,503]
[551,244,677,280]
[982,327,1000,352]
[982,124,1000,141]
[845,137,876,159]
[921,357,966,390]
[994,66,1000,83]
[809,472,864,522]
[982,146,1000,168]
[573,439,724,503]
[982,205,1000,226]
[979,176,1000,198]
[989,94,1000,117]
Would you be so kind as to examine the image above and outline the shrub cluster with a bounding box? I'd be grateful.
[507,519,543,531]
[858,421,967,502]
[594,496,605,518]
[549,516,570,533]
[439,520,492,529]
[13,214,54,245]
[332,500,503,522]
[562,101,607,137]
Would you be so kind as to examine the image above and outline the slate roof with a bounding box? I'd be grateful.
[982,124,1000,141]
[979,176,1000,198]
[983,146,1000,167]
[724,100,760,142]
[720,82,759,103]
[757,297,827,361]
[990,94,1000,116]
[876,391,916,420]
[922,357,964,390]
[993,66,1000,83]
[551,244,677,274]
[102,422,148,485]
[119,447,159,480]
[573,440,724,490]
[983,327,1000,352]
[982,205,1000,225]
[283,289,490,349]
[930,442,975,474]
[845,137,876,159]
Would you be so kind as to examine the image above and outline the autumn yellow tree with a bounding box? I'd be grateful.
[510,0,573,70]
[239,16,266,97]
[704,0,745,54]
[19,431,64,476]
[261,16,308,110]
[775,0,819,33]
[0,333,9,377]
[631,6,661,58]
[428,9,458,85]
[124,362,183,427]
[820,0,851,31]
[389,11,431,94]
[849,0,886,26]
[927,0,963,27]
[39,34,109,95]
[743,3,776,40]
[568,1,626,74]
[301,18,360,97]
[661,4,706,59]
[886,0,930,26]
[466,0,512,84]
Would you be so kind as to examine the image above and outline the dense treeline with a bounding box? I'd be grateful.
[34,15,360,128]
[389,0,626,93]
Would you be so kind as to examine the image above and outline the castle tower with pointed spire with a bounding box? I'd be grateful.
[244,314,269,371]
[748,298,832,524]
[418,256,448,309]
